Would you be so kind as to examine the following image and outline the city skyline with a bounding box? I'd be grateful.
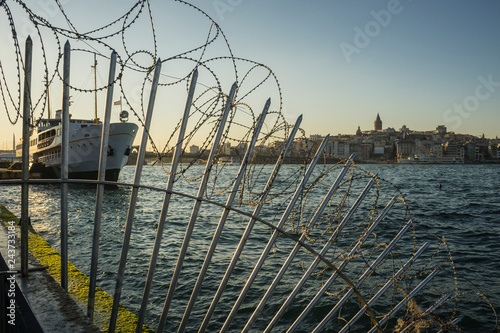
[1,1,500,149]
[312,112,498,138]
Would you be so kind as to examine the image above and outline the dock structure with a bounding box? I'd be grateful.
[0,166,47,180]
[0,212,100,332]
[0,203,153,332]
[0,168,21,179]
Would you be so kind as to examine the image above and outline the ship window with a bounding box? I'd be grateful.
[85,134,89,137]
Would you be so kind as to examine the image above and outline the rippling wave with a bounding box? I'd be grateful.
[1,164,499,332]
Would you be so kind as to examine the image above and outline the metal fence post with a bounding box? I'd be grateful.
[157,82,237,332]
[108,58,162,333]
[200,115,303,332]
[87,51,117,319]
[178,98,270,332]
[60,40,71,290]
[20,36,32,277]
[135,69,199,333]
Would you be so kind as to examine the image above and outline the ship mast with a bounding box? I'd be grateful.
[92,53,99,123]
[45,75,51,119]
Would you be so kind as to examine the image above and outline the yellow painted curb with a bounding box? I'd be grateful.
[0,203,153,333]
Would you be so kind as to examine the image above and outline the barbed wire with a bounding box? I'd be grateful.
[0,1,497,331]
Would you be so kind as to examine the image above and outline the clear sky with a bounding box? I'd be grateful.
[1,0,500,150]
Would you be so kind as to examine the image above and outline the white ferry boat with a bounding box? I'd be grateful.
[16,110,138,181]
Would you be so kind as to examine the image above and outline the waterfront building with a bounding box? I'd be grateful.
[235,142,249,156]
[270,140,285,154]
[220,142,231,155]
[444,142,465,161]
[489,144,499,159]
[431,144,444,158]
[281,118,497,163]
[189,145,199,154]
[465,142,478,161]
[396,138,416,160]
[290,138,308,156]
[330,140,350,159]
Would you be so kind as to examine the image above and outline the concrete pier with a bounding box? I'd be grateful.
[0,168,22,179]
[0,162,58,180]
[0,203,154,332]
[0,218,100,332]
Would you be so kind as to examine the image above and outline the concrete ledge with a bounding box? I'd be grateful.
[0,203,153,332]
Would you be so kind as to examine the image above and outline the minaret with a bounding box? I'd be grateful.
[374,113,382,131]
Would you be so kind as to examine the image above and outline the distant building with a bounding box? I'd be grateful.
[189,145,199,154]
[489,144,499,159]
[465,142,478,160]
[309,134,325,141]
[374,113,382,131]
[431,144,443,157]
[331,140,350,159]
[218,142,231,155]
[435,125,447,135]
[444,142,465,161]
[235,142,248,155]
[396,138,415,159]
[400,125,410,135]
[0,150,17,162]
[271,117,497,163]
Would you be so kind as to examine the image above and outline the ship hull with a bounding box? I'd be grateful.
[51,123,137,181]
[65,168,122,182]
[18,121,138,181]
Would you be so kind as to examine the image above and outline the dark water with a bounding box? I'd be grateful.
[360,164,500,332]
[1,164,499,332]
